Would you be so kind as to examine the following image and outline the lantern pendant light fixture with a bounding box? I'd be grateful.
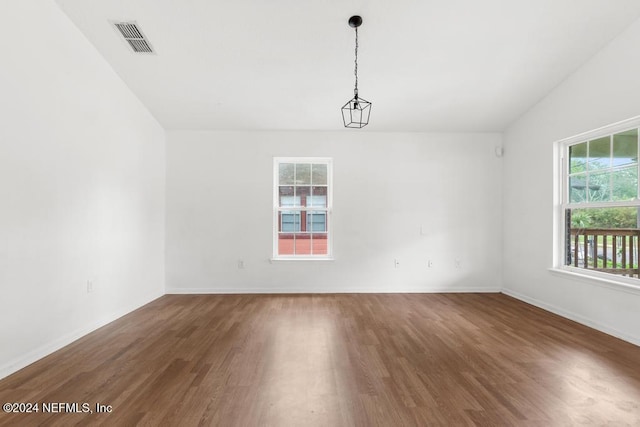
[342,15,371,128]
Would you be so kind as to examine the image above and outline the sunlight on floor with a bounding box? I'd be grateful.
[258,310,344,425]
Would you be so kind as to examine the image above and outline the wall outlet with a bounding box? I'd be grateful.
[454,259,461,269]
[237,260,245,269]
[86,280,94,293]
[427,260,433,268]
[394,259,400,268]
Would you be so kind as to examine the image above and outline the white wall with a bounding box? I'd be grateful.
[503,17,640,345]
[166,130,502,293]
[0,1,165,378]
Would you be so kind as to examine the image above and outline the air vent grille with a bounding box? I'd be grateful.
[113,21,155,54]
[127,39,153,53]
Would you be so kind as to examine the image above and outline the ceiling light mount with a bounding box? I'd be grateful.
[341,15,371,128]
[348,15,363,28]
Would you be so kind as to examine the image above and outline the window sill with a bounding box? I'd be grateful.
[270,257,335,262]
[548,266,640,296]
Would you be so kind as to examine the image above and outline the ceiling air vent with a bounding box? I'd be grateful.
[112,21,154,54]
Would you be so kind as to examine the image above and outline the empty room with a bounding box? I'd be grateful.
[2,0,640,425]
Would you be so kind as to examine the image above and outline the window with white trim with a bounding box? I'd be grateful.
[273,158,332,259]
[557,117,640,282]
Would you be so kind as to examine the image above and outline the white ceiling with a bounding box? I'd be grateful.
[54,0,640,132]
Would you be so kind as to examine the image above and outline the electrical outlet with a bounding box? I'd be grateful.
[394,259,400,268]
[427,260,433,268]
[238,260,245,269]
[86,280,94,293]
[454,259,461,269]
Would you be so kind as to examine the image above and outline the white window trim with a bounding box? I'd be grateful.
[553,115,640,289]
[272,157,334,261]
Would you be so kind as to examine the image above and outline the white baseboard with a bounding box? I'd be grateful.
[501,287,640,347]
[0,290,164,381]
[166,287,502,294]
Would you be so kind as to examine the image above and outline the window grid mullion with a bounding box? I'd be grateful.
[274,158,331,259]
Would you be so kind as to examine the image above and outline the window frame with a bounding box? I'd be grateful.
[553,115,640,289]
[272,157,333,261]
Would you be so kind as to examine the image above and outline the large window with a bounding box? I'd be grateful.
[556,117,640,282]
[273,158,332,259]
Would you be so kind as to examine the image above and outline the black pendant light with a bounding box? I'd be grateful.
[341,15,371,128]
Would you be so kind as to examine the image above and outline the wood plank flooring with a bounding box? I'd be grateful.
[1,293,639,426]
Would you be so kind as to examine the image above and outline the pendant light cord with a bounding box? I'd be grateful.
[354,27,359,98]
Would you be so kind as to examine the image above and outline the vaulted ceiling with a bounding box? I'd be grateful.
[55,0,640,132]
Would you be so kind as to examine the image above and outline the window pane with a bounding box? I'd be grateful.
[280,211,300,232]
[296,186,311,207]
[569,175,587,203]
[612,166,638,201]
[570,142,587,174]
[296,164,311,185]
[312,233,328,255]
[307,211,327,232]
[294,233,311,255]
[570,207,638,229]
[588,137,611,170]
[278,233,295,255]
[565,207,639,272]
[279,186,295,207]
[613,129,638,167]
[310,187,327,207]
[312,164,327,185]
[587,171,610,202]
[279,163,295,185]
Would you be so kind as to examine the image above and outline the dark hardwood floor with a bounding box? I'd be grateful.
[1,293,639,426]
